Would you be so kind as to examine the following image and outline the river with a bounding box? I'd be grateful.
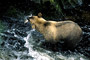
[0,15,90,60]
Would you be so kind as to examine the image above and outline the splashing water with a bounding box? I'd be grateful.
[23,29,89,60]
[24,29,54,60]
[24,29,35,48]
[0,15,89,60]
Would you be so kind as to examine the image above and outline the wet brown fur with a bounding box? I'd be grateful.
[27,13,83,49]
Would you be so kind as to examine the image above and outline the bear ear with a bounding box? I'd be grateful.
[38,13,42,18]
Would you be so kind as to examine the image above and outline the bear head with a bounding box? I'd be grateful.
[25,13,46,29]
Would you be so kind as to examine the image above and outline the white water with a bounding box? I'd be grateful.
[0,28,89,60]
[24,29,54,60]
[0,14,89,60]
[23,29,89,60]
[0,24,89,60]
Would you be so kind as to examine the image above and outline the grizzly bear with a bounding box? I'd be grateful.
[25,13,83,49]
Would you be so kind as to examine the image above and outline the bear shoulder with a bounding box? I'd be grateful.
[55,21,74,27]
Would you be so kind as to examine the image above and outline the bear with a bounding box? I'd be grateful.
[25,13,83,49]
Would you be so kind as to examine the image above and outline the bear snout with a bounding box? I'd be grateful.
[24,17,31,23]
[27,17,31,20]
[27,16,34,20]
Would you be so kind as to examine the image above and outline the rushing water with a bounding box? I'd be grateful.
[0,16,90,60]
[23,29,89,60]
